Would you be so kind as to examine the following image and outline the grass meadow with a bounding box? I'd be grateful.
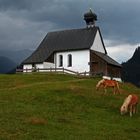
[0,73,140,140]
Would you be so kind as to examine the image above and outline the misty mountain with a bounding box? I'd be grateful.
[0,49,33,64]
[0,49,33,73]
[122,47,140,87]
[0,56,17,74]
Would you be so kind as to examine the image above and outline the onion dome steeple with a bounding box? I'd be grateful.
[84,9,97,28]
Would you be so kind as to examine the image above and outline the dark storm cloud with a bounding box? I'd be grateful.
[0,0,32,11]
[94,0,140,45]
[0,0,140,51]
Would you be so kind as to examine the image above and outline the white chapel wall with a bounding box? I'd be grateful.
[23,64,32,72]
[36,63,54,72]
[55,50,90,73]
[90,30,105,53]
[43,62,55,68]
[35,63,43,69]
[23,62,55,72]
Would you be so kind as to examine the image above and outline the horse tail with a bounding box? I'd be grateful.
[116,81,120,94]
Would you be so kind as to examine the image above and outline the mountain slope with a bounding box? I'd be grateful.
[122,47,140,87]
[0,49,33,64]
[0,49,33,73]
[0,56,17,73]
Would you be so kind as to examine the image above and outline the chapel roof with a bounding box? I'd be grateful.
[22,26,106,64]
[93,51,122,67]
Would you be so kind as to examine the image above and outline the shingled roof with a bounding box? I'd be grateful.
[22,26,106,64]
[93,51,122,67]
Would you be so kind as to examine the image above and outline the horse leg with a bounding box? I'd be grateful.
[116,82,120,94]
[103,85,107,94]
[134,104,137,114]
[129,105,133,117]
[132,105,135,114]
[135,104,138,114]
[113,86,116,95]
[104,88,107,94]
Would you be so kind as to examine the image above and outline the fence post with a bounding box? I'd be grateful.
[84,71,86,76]
[77,71,79,76]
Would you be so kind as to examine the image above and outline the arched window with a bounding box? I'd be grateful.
[68,54,72,67]
[59,55,63,67]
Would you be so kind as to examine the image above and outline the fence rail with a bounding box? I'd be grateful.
[16,68,103,77]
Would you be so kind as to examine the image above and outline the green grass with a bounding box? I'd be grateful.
[0,73,140,140]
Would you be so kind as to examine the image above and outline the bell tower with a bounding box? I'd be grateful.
[84,9,97,28]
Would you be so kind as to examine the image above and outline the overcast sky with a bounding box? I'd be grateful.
[0,0,140,63]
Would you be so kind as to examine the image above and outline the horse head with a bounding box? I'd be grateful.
[96,79,105,90]
[120,105,128,115]
[120,95,132,115]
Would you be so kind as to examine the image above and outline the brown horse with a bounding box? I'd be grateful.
[96,79,120,94]
[120,94,139,117]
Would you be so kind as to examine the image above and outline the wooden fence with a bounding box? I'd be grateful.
[17,68,84,75]
[16,67,103,77]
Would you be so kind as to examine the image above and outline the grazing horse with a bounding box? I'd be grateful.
[96,79,120,94]
[120,94,139,117]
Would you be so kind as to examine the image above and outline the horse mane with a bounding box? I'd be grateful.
[96,79,105,88]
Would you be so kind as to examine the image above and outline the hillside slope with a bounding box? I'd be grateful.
[0,49,33,64]
[0,73,140,140]
[0,49,33,73]
[122,47,140,87]
[0,56,17,73]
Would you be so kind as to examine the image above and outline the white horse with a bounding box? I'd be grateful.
[120,94,139,117]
